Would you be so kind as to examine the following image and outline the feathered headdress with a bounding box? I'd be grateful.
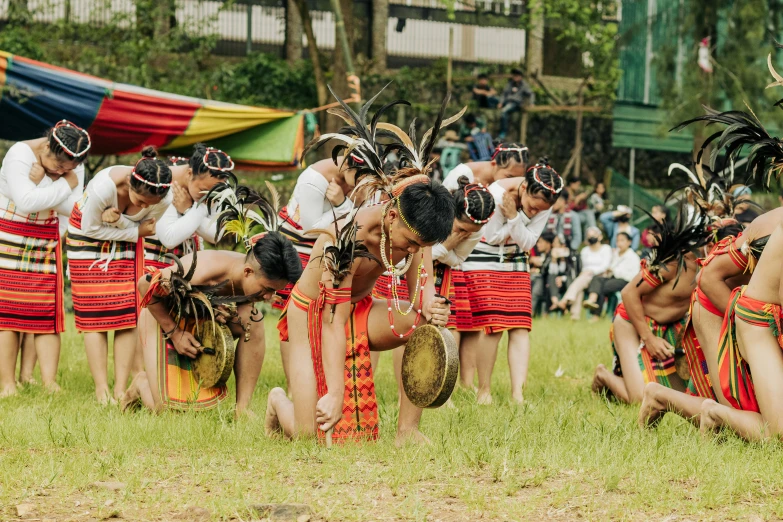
[205,177,281,251]
[666,161,737,218]
[640,203,712,289]
[302,84,408,188]
[141,250,257,336]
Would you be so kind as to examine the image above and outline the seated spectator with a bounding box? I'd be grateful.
[586,181,607,228]
[497,68,534,140]
[640,204,669,257]
[459,113,486,142]
[530,232,555,317]
[545,192,582,251]
[607,205,640,250]
[547,234,577,312]
[472,73,499,108]
[555,227,613,319]
[582,232,641,318]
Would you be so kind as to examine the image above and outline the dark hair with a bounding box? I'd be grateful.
[616,232,632,243]
[714,222,744,241]
[477,73,489,80]
[168,156,190,166]
[398,179,455,243]
[735,208,760,224]
[558,191,569,202]
[130,147,172,198]
[189,143,234,179]
[453,176,495,224]
[539,231,556,244]
[652,204,671,222]
[46,121,90,162]
[464,113,477,126]
[511,68,523,76]
[524,157,563,205]
[494,141,529,169]
[615,214,630,223]
[568,177,583,186]
[251,231,303,283]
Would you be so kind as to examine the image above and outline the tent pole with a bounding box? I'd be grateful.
[629,148,636,214]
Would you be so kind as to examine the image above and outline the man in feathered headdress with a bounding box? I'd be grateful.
[123,182,303,417]
[266,87,460,445]
[592,203,712,405]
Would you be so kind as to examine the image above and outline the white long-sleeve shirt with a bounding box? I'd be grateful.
[609,248,641,282]
[442,164,475,192]
[0,142,84,226]
[154,202,218,248]
[432,229,484,268]
[580,244,613,275]
[285,166,354,231]
[482,182,551,251]
[68,167,172,243]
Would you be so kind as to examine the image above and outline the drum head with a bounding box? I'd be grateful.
[401,324,458,408]
[191,321,236,389]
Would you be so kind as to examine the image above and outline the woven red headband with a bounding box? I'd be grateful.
[203,147,235,173]
[391,174,429,197]
[463,183,494,225]
[527,164,563,194]
[131,156,171,189]
[52,120,91,158]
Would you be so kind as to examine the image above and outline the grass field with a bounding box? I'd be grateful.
[3,315,783,521]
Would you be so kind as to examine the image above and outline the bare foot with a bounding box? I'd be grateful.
[445,397,457,410]
[583,300,599,311]
[96,389,117,406]
[395,428,431,448]
[638,383,667,429]
[43,381,61,394]
[120,374,145,412]
[0,385,18,398]
[699,399,721,436]
[19,376,38,386]
[592,364,609,395]
[511,391,524,405]
[265,388,285,436]
[476,389,492,405]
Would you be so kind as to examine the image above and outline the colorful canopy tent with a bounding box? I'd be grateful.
[0,51,305,170]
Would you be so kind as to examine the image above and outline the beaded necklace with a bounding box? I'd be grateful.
[380,200,427,338]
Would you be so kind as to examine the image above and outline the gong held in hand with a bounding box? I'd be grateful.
[401,311,459,409]
[190,320,236,389]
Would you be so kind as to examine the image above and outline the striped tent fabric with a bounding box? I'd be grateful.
[0,51,305,170]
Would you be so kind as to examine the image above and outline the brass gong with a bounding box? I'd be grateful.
[190,320,236,389]
[401,325,459,408]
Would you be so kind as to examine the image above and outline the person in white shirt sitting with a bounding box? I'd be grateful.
[582,232,641,318]
[555,227,613,319]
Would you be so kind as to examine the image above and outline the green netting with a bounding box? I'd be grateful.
[608,168,665,230]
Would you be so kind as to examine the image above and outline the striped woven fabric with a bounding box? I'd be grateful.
[611,303,689,391]
[682,286,721,400]
[716,287,783,412]
[700,235,748,271]
[277,285,379,443]
[155,319,229,410]
[0,217,65,334]
[272,214,316,311]
[144,236,198,270]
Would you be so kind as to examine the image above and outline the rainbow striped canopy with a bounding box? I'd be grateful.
[0,51,305,170]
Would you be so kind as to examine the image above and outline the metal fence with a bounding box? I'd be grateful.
[0,0,526,64]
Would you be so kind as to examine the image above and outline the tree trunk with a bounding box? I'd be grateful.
[525,0,544,76]
[329,0,356,133]
[285,0,303,63]
[370,0,388,73]
[291,0,327,108]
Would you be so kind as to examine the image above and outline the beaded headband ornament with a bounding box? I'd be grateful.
[463,183,495,225]
[204,147,235,172]
[528,163,564,194]
[491,145,528,161]
[389,174,430,236]
[52,120,91,158]
[168,156,189,165]
[131,156,172,189]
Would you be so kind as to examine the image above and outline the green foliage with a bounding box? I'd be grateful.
[542,0,621,103]
[656,0,783,127]
[210,52,319,110]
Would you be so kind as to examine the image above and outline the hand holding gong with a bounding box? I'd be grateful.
[425,295,450,327]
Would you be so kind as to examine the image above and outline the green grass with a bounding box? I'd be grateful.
[3,315,783,521]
